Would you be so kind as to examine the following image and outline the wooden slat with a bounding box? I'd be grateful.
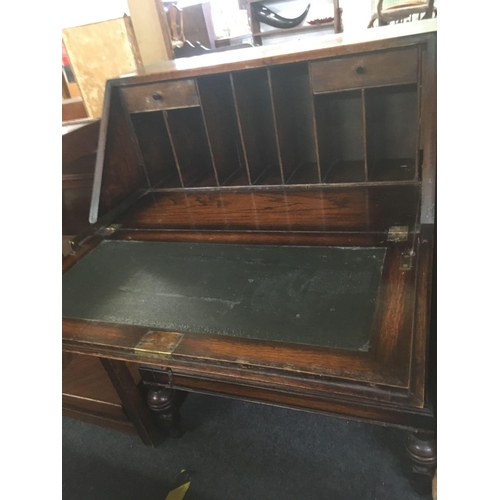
[107,230,388,247]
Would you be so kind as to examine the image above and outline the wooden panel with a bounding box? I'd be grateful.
[108,230,387,247]
[365,84,418,181]
[310,47,418,93]
[62,16,142,119]
[62,185,93,235]
[143,369,435,431]
[62,97,88,122]
[62,120,99,235]
[62,353,122,406]
[63,318,406,396]
[180,3,216,49]
[118,185,420,233]
[314,90,366,183]
[121,79,200,113]
[62,120,99,173]
[409,226,434,407]
[62,395,126,422]
[92,86,148,220]
[61,353,144,438]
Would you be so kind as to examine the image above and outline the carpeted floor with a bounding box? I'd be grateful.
[62,393,432,500]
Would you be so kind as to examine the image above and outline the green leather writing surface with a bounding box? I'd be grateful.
[63,241,386,350]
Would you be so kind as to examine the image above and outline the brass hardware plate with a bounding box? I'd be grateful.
[98,224,122,236]
[388,225,409,242]
[400,250,414,271]
[134,331,184,359]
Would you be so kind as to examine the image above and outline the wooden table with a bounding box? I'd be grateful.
[62,19,437,479]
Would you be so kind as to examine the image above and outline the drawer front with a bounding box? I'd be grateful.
[121,79,200,113]
[310,47,418,93]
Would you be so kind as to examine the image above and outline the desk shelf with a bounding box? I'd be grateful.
[118,61,420,201]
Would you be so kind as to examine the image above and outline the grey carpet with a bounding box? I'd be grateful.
[62,393,432,500]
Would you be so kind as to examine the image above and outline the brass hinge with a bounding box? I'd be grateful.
[387,225,409,242]
[98,223,122,236]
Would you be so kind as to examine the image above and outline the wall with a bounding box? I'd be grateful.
[62,0,129,29]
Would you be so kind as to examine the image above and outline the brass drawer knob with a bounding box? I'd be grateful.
[355,65,365,74]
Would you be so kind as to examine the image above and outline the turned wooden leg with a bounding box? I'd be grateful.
[146,386,183,438]
[405,431,437,475]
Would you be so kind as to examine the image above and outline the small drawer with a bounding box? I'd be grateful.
[121,79,200,113]
[310,47,418,93]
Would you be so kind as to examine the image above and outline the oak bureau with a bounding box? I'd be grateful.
[62,20,437,476]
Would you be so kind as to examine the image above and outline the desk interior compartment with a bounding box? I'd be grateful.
[231,68,282,185]
[269,63,320,185]
[198,74,248,186]
[314,90,366,183]
[130,111,181,188]
[165,106,217,187]
[365,84,420,181]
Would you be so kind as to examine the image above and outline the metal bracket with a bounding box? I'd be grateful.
[70,223,123,253]
[98,223,122,236]
[400,250,414,271]
[388,225,409,242]
[166,368,174,388]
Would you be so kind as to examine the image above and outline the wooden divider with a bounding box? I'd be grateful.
[269,63,319,185]
[130,112,181,188]
[230,69,282,185]
[123,62,422,193]
[165,107,217,187]
[197,74,248,186]
[364,83,419,182]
